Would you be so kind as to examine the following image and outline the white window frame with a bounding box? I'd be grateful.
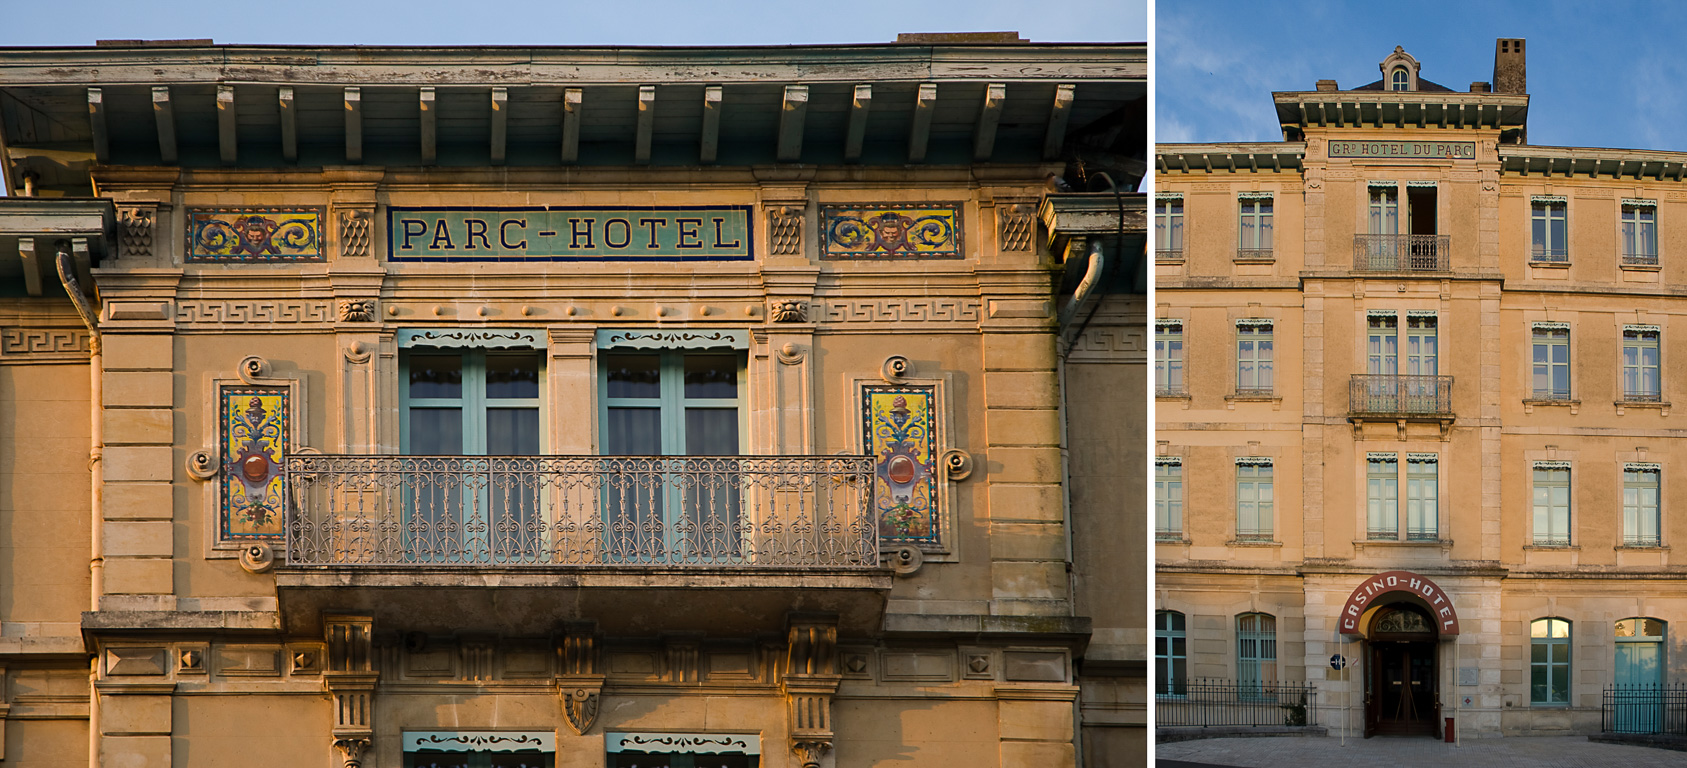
[1620,325,1661,403]
[1156,195,1185,258]
[1365,453,1399,540]
[1156,320,1185,396]
[1621,199,1658,266]
[1531,322,1571,400]
[1622,463,1661,547]
[1532,461,1572,546]
[1235,457,1274,541]
[1235,319,1274,395]
[1237,194,1274,257]
[1236,612,1278,700]
[1531,197,1568,263]
[1156,457,1183,540]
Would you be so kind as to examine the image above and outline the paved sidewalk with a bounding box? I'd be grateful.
[1157,734,1684,768]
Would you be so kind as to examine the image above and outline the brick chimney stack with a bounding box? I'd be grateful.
[1493,38,1526,94]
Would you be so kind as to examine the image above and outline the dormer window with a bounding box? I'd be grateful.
[1379,46,1420,92]
[1391,67,1410,91]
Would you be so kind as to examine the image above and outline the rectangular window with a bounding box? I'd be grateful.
[1406,455,1439,541]
[1366,453,1398,540]
[1156,197,1184,259]
[403,731,556,768]
[606,733,760,768]
[1621,327,1661,402]
[1369,186,1399,236]
[401,347,545,563]
[1405,315,1438,376]
[1156,611,1187,697]
[1155,321,1185,396]
[1531,199,1568,262]
[1236,459,1273,541]
[600,349,746,563]
[1532,464,1571,546]
[1237,197,1273,258]
[1367,314,1399,376]
[1531,325,1571,399]
[1235,321,1274,395]
[1622,203,1658,266]
[1623,464,1661,547]
[1156,458,1183,540]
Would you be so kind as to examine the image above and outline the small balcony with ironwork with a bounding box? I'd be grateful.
[274,454,891,635]
[1348,374,1455,438]
[1352,234,1450,273]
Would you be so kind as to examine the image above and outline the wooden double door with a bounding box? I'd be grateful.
[1365,640,1438,737]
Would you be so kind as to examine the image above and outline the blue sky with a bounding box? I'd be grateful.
[1157,0,1687,151]
[0,0,1144,46]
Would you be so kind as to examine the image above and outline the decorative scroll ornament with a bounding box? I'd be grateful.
[821,203,962,259]
[239,541,275,574]
[340,210,372,258]
[941,449,973,481]
[337,298,376,323]
[770,299,809,323]
[220,388,288,539]
[563,687,600,735]
[187,207,324,263]
[865,384,940,548]
[881,355,910,382]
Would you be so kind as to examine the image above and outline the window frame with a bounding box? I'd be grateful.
[1530,323,1572,400]
[1155,195,1185,260]
[1236,612,1278,700]
[1405,454,1439,541]
[1156,457,1184,540]
[1530,198,1569,263]
[1236,195,1274,258]
[1622,463,1661,547]
[597,349,748,457]
[1235,458,1274,541]
[400,348,547,456]
[1530,618,1571,707]
[1155,610,1187,697]
[1391,67,1410,92]
[1621,200,1658,266]
[1531,462,1572,547]
[1365,453,1399,540]
[1234,320,1274,396]
[1155,320,1185,396]
[1620,326,1662,403]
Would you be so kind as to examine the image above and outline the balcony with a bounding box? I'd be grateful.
[274,454,891,636]
[1348,375,1454,436]
[1352,234,1449,272]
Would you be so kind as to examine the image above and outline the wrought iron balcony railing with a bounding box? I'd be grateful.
[1352,234,1450,272]
[284,455,877,569]
[1349,374,1454,418]
[1623,251,1660,267]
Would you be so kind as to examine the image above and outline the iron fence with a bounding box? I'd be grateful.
[1349,374,1454,417]
[1352,234,1450,272]
[1601,684,1687,735]
[1157,679,1317,728]
[283,454,877,568]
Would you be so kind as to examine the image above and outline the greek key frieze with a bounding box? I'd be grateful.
[0,328,92,359]
[814,299,982,324]
[176,300,335,325]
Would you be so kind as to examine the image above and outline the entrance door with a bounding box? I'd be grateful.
[1367,642,1438,736]
[1613,618,1666,733]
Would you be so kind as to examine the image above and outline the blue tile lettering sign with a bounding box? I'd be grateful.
[386,206,752,261]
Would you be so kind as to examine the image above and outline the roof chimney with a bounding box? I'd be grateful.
[1493,38,1526,94]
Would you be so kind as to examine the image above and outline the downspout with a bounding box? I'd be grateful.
[55,248,101,768]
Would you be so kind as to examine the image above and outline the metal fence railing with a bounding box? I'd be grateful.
[1602,684,1687,735]
[1349,374,1454,418]
[284,454,877,568]
[1353,234,1450,272]
[1157,679,1317,728]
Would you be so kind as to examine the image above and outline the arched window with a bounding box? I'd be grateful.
[1237,612,1277,698]
[1530,618,1570,705]
[1156,610,1187,696]
[1391,67,1410,91]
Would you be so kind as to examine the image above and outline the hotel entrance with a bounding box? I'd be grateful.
[1364,604,1439,737]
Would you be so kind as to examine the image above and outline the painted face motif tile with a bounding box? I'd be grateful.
[188,208,325,262]
[863,384,940,548]
[222,387,288,539]
[821,204,962,259]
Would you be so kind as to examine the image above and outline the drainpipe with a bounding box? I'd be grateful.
[55,247,102,768]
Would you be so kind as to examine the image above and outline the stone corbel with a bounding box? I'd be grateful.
[783,614,841,768]
[323,615,378,768]
[556,621,604,736]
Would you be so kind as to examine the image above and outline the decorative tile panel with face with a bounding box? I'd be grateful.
[821,203,962,259]
[863,384,940,548]
[188,207,325,262]
[221,387,289,539]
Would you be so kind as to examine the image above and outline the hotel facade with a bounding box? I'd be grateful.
[1157,40,1687,739]
[0,38,1145,767]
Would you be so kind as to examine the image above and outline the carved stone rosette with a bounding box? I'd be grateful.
[556,621,604,735]
[783,615,841,768]
[323,615,378,768]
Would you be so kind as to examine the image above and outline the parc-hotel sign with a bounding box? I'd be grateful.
[1327,140,1477,160]
[387,206,753,261]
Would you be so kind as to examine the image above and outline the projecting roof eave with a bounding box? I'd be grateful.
[1155,142,1306,174]
[1500,145,1687,182]
[1273,90,1528,130]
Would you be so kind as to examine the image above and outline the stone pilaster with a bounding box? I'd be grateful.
[324,615,377,768]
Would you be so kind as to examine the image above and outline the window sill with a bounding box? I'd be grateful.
[1228,538,1282,547]
[1354,538,1451,548]
[1225,393,1282,411]
[1527,259,1571,268]
[1156,535,1190,545]
[1523,544,1579,551]
[1619,261,1662,272]
[1157,391,1191,400]
[1522,398,1579,415]
[1617,544,1668,551]
[1615,399,1670,417]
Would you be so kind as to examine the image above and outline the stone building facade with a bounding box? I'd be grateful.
[1157,39,1687,739]
[0,39,1144,767]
